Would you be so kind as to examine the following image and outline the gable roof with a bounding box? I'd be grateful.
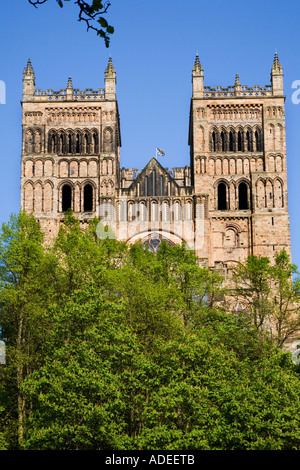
[129,157,179,190]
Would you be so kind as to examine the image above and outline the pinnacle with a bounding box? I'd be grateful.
[274,52,279,66]
[105,56,115,77]
[25,57,34,75]
[23,57,35,80]
[67,76,73,89]
[193,53,203,74]
[272,52,282,72]
[235,73,240,86]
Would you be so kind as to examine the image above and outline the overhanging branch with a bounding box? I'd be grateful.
[28,0,113,47]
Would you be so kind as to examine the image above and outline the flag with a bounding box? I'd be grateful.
[156,147,165,157]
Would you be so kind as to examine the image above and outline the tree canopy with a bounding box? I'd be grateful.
[232,249,300,347]
[0,211,300,450]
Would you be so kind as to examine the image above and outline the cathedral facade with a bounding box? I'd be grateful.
[20,54,291,269]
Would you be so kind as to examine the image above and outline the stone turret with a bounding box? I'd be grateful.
[271,52,284,96]
[23,58,35,101]
[192,54,204,98]
[66,76,73,100]
[105,57,116,100]
[234,73,241,96]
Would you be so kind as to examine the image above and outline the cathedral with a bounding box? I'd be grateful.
[20,53,291,270]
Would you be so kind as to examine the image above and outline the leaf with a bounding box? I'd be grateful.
[98,17,108,28]
[92,0,104,13]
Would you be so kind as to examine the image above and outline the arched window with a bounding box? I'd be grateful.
[103,128,113,152]
[212,131,216,152]
[151,201,158,221]
[274,179,283,208]
[68,134,72,153]
[48,131,59,153]
[59,134,64,154]
[152,169,156,196]
[160,175,164,196]
[128,202,135,222]
[34,130,42,154]
[62,184,72,212]
[50,134,56,153]
[224,228,237,248]
[143,237,162,253]
[246,130,251,152]
[184,200,193,220]
[75,133,80,153]
[255,130,260,152]
[25,129,34,153]
[162,201,170,222]
[217,182,227,210]
[140,202,148,222]
[84,133,89,154]
[92,132,98,153]
[174,201,182,221]
[238,182,249,210]
[237,131,242,151]
[229,131,234,151]
[83,184,93,212]
[221,131,226,152]
[118,201,126,222]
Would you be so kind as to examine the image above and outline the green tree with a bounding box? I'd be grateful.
[136,335,300,450]
[51,212,128,297]
[155,241,224,327]
[21,286,300,450]
[28,0,114,46]
[0,411,8,450]
[232,249,300,348]
[102,239,225,346]
[111,242,183,346]
[0,212,57,447]
[21,286,156,450]
[270,250,300,346]
[3,212,300,450]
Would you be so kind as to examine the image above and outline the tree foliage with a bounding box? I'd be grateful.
[0,212,58,447]
[1,211,300,450]
[28,0,114,47]
[231,249,300,348]
[21,288,300,450]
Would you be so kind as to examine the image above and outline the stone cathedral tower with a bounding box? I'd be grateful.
[21,57,121,238]
[189,53,291,268]
[20,54,291,269]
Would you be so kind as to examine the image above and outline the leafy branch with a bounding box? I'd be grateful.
[28,0,114,47]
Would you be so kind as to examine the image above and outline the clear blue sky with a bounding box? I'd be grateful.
[1,0,300,266]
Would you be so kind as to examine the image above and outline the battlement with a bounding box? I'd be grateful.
[192,53,284,99]
[33,88,105,102]
[203,84,272,98]
[23,57,116,102]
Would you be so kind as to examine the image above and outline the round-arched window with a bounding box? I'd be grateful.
[84,184,93,212]
[62,184,72,212]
